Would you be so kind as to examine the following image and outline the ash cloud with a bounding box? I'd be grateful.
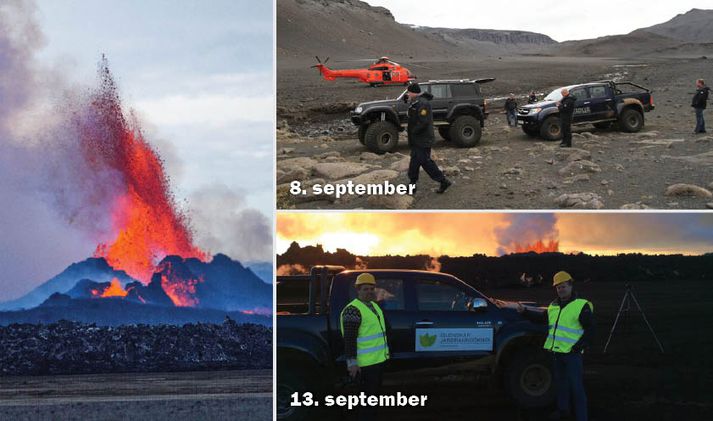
[0,0,102,300]
[494,214,559,255]
[188,184,272,264]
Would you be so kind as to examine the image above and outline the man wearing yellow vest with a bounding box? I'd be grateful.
[340,272,389,421]
[513,271,594,421]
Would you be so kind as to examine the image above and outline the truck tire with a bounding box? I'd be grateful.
[619,108,644,132]
[358,125,367,145]
[438,126,452,141]
[522,125,539,137]
[364,121,399,154]
[449,115,482,147]
[539,116,561,141]
[277,368,313,421]
[505,349,555,408]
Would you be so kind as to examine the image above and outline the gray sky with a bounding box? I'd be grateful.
[364,0,711,41]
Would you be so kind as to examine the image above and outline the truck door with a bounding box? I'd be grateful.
[569,87,592,124]
[422,84,450,121]
[341,275,412,363]
[404,274,500,369]
[587,85,616,122]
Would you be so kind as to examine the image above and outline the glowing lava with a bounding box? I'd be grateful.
[158,260,203,307]
[512,240,559,254]
[79,56,207,284]
[101,278,128,298]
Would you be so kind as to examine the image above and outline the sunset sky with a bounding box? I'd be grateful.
[277,213,713,257]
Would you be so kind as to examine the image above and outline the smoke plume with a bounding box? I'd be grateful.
[495,214,559,255]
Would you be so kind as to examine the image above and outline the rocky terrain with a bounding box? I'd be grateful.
[277,1,713,210]
[0,318,271,376]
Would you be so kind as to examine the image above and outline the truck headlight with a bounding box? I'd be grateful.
[354,106,363,113]
[529,107,542,114]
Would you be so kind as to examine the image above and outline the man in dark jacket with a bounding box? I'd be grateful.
[528,91,538,104]
[406,83,451,194]
[497,271,593,421]
[504,93,518,127]
[692,79,710,133]
[557,88,577,147]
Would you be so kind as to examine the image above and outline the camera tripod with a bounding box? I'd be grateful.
[603,283,664,353]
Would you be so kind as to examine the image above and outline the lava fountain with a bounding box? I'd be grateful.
[77,57,207,284]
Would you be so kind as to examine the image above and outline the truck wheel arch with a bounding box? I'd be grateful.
[448,104,484,126]
[364,108,400,127]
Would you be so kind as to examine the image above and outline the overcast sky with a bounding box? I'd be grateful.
[364,0,711,41]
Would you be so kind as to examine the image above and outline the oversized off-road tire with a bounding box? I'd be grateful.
[592,121,613,130]
[522,125,539,137]
[619,108,644,132]
[504,349,555,408]
[449,115,482,147]
[364,121,399,154]
[540,116,562,141]
[358,125,367,145]
[438,126,452,141]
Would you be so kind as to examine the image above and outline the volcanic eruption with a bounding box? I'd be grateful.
[496,214,560,255]
[81,56,208,285]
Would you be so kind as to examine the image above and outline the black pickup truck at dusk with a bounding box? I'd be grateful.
[277,266,554,420]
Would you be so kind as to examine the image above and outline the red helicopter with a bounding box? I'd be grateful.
[311,56,416,87]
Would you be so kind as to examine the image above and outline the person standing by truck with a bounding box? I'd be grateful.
[557,88,576,147]
[340,273,390,420]
[498,271,594,421]
[406,82,452,194]
[692,79,710,133]
[504,93,518,127]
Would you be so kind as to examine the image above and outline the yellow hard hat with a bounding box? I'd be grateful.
[553,271,573,286]
[355,273,376,286]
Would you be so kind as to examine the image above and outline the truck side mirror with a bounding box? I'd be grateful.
[468,297,488,312]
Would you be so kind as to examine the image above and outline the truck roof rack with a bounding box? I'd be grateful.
[424,78,496,84]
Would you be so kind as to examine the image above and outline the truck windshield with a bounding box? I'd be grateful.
[544,89,563,102]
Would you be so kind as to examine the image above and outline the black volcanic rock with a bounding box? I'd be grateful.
[0,257,137,310]
[0,319,271,375]
[66,279,107,299]
[278,243,713,287]
[0,296,270,327]
[39,293,72,307]
[124,278,174,307]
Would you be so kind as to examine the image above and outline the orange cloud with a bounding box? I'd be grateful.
[277,213,713,257]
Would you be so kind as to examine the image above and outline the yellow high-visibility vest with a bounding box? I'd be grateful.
[543,298,593,353]
[340,299,389,367]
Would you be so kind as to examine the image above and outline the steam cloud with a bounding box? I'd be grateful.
[188,184,271,264]
[494,214,558,256]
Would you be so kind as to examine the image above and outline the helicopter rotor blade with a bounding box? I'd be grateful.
[314,55,321,64]
[324,57,330,64]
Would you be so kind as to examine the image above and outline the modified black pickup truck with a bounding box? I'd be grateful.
[350,79,495,154]
[517,80,655,140]
[277,266,554,420]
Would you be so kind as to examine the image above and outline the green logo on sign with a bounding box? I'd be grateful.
[419,333,437,348]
